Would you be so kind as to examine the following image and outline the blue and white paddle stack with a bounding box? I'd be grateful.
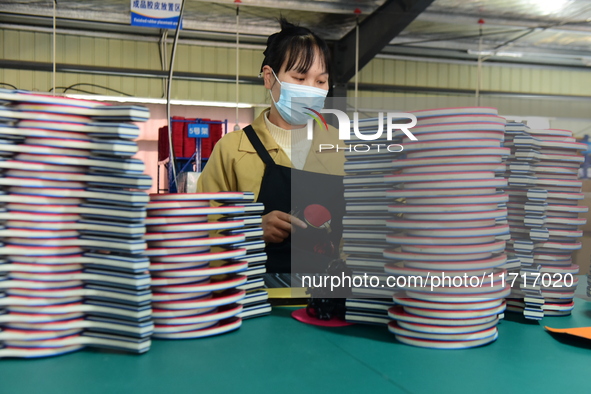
[504,121,543,318]
[146,192,264,339]
[384,107,512,349]
[504,122,586,319]
[215,194,271,319]
[0,89,153,357]
[342,116,402,324]
[344,298,393,325]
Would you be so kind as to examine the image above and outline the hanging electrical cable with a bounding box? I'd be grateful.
[476,18,485,106]
[52,0,57,96]
[166,0,186,190]
[160,29,168,99]
[354,8,361,113]
[234,0,241,132]
[49,83,133,96]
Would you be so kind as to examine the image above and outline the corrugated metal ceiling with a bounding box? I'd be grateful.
[429,0,591,22]
[1,0,591,66]
[0,0,382,39]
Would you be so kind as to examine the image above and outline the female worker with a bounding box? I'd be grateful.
[197,19,345,275]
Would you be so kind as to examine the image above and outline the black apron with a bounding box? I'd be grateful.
[244,125,345,274]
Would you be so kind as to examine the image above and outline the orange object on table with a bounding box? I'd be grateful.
[545,325,591,341]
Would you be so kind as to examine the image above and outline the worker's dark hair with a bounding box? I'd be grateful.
[261,18,331,76]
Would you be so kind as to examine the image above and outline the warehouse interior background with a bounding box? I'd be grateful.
[1,0,591,194]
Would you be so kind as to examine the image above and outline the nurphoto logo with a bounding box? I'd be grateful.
[305,109,418,152]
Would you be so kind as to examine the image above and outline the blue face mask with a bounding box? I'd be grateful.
[269,70,328,126]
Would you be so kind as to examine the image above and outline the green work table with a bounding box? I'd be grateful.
[2,299,591,394]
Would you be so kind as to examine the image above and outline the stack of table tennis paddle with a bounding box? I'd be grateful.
[146,191,270,339]
[0,89,152,357]
[384,107,511,349]
[504,121,586,319]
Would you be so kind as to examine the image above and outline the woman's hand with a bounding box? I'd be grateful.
[262,210,307,243]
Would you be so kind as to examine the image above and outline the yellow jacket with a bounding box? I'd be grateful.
[197,109,345,197]
[197,109,345,272]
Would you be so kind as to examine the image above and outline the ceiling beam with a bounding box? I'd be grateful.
[0,22,266,49]
[385,39,591,59]
[0,4,278,37]
[190,0,382,15]
[0,59,261,85]
[417,11,591,34]
[332,0,435,88]
[378,47,591,69]
[376,53,591,72]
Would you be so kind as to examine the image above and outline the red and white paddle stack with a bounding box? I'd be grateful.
[0,89,153,357]
[504,122,586,318]
[146,192,257,339]
[384,107,512,349]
